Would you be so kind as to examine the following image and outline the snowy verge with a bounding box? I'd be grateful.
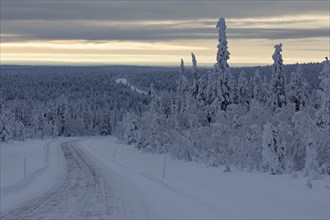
[1,140,52,195]
[81,137,330,219]
[115,78,147,95]
[0,138,69,213]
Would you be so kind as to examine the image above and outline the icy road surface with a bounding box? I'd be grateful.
[1,141,148,219]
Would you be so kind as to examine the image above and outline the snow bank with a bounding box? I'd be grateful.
[1,140,52,194]
[0,138,68,212]
[115,78,147,95]
[1,139,49,188]
[81,137,330,219]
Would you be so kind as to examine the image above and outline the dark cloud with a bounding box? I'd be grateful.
[229,28,329,40]
[2,19,328,42]
[1,1,328,42]
[1,1,328,21]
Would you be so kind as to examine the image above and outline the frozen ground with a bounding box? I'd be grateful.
[1,137,329,219]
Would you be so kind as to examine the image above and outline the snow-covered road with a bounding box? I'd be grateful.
[1,137,329,219]
[1,140,148,219]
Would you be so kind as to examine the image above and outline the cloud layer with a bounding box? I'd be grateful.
[1,1,329,65]
[2,15,329,42]
[2,1,328,21]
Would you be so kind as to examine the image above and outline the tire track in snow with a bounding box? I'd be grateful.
[1,141,148,219]
[87,145,222,218]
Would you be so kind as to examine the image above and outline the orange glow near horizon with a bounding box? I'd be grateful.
[1,38,328,66]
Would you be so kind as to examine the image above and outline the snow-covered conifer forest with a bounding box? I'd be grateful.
[1,17,329,178]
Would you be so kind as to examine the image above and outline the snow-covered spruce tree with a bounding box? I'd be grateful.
[11,120,23,141]
[315,58,330,173]
[191,52,199,99]
[241,100,271,171]
[176,59,189,114]
[183,54,199,114]
[288,64,308,111]
[158,90,173,118]
[56,95,72,137]
[196,69,208,107]
[206,70,217,106]
[203,17,230,117]
[261,74,270,104]
[252,69,270,104]
[237,70,250,106]
[316,58,330,128]
[99,110,112,136]
[304,133,320,179]
[251,69,262,102]
[149,84,159,114]
[290,110,314,171]
[215,17,230,71]
[180,58,185,75]
[63,106,72,137]
[121,112,139,145]
[185,54,202,128]
[170,129,194,161]
[31,108,42,138]
[270,43,286,111]
[0,117,11,142]
[205,121,232,167]
[52,122,59,138]
[228,70,238,104]
[138,84,172,153]
[261,122,283,175]
[214,17,231,111]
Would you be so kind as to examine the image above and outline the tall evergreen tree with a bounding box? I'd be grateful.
[261,122,283,175]
[176,59,189,113]
[305,132,320,179]
[251,69,263,103]
[214,17,231,111]
[237,70,250,106]
[215,17,230,71]
[316,58,330,128]
[270,43,286,110]
[288,64,308,111]
[180,59,185,75]
[191,53,199,99]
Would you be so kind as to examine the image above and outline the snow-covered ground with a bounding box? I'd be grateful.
[0,138,68,212]
[82,137,330,219]
[1,137,329,219]
[115,78,147,94]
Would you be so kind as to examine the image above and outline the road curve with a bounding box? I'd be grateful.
[1,141,148,219]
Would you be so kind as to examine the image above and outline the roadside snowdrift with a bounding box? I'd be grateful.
[0,138,67,212]
[81,137,330,219]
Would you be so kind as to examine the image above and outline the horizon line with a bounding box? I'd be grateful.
[0,62,322,68]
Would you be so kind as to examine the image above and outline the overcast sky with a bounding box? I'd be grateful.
[1,0,329,66]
